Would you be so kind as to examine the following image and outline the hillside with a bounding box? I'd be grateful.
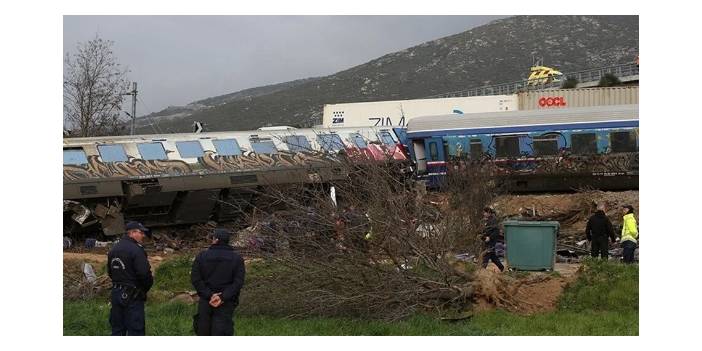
[135,15,638,134]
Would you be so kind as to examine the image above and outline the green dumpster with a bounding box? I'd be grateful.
[503,221,559,271]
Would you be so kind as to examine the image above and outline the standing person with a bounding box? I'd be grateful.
[481,207,505,272]
[585,203,616,259]
[191,228,246,336]
[107,221,154,336]
[620,205,639,263]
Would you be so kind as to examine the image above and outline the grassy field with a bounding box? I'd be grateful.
[64,258,638,335]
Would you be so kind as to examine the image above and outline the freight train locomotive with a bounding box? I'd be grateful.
[63,127,408,236]
[405,104,639,192]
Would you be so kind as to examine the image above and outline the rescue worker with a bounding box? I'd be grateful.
[191,228,246,336]
[585,203,616,259]
[107,221,154,336]
[620,205,639,263]
[481,207,504,272]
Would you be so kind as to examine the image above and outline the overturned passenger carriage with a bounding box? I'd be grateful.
[63,126,408,236]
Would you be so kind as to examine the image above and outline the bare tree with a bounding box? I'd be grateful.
[63,35,130,137]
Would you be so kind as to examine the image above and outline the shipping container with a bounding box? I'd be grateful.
[322,95,518,128]
[518,86,638,110]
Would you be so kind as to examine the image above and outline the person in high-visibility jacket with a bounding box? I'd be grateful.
[620,205,638,263]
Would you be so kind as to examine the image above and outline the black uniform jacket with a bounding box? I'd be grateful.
[585,210,616,242]
[483,216,500,248]
[107,235,154,298]
[191,243,246,306]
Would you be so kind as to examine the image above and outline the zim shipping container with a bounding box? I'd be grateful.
[322,95,518,128]
[518,86,638,110]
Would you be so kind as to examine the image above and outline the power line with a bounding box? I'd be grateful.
[137,98,163,134]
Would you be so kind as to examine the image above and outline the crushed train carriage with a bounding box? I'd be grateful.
[63,126,409,236]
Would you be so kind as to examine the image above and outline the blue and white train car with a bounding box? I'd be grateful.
[405,104,639,192]
[63,126,409,235]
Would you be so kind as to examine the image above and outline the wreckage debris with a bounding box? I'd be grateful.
[63,237,72,250]
[82,263,97,284]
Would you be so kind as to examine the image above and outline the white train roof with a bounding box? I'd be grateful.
[406,104,639,134]
[63,125,396,147]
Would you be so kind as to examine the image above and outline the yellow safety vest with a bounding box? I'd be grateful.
[621,213,638,243]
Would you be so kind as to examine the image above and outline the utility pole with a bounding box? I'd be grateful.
[130,82,137,135]
[124,82,138,135]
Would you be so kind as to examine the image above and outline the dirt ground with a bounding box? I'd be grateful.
[475,262,580,315]
[63,252,166,269]
[493,190,639,233]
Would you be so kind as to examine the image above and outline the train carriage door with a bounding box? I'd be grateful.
[424,137,445,163]
[424,137,447,188]
[412,139,427,173]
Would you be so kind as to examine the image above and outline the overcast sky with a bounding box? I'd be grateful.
[63,16,508,116]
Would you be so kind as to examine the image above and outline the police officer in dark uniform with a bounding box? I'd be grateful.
[585,203,616,259]
[107,221,154,336]
[191,228,246,336]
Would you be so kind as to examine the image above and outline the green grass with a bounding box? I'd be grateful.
[470,310,637,335]
[559,258,639,313]
[64,258,638,335]
[63,300,636,336]
[152,255,195,292]
[63,300,488,335]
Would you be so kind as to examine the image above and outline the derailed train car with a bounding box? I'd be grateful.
[406,104,639,192]
[63,126,408,236]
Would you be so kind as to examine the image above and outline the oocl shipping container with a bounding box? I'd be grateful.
[323,95,518,128]
[518,86,638,110]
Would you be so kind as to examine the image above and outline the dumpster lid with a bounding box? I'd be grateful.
[502,220,560,228]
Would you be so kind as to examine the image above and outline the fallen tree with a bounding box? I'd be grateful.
[228,157,541,319]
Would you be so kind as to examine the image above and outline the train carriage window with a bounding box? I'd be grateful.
[495,136,521,158]
[571,133,598,154]
[429,142,439,161]
[97,144,128,162]
[350,133,368,148]
[176,141,205,158]
[283,135,312,152]
[137,142,167,160]
[317,134,344,152]
[212,139,242,156]
[379,131,396,145]
[610,131,637,152]
[63,148,88,165]
[533,135,559,156]
[470,138,483,159]
[250,138,278,154]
